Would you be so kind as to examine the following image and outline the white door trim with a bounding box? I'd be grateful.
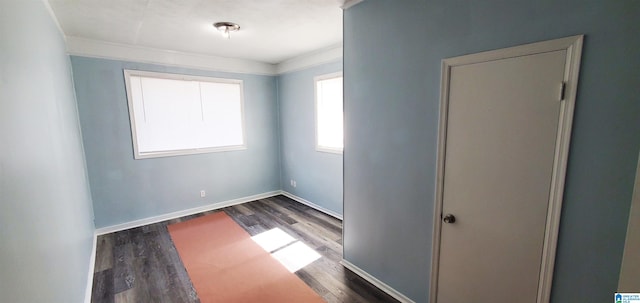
[618,151,640,291]
[429,35,584,303]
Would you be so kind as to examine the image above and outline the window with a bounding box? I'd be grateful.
[124,70,245,159]
[315,72,343,153]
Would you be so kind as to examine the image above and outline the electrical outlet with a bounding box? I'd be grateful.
[292,180,297,188]
[200,190,206,198]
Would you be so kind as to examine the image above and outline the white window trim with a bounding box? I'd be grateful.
[314,71,344,154]
[123,69,247,159]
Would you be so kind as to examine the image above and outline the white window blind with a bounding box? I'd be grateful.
[124,70,245,159]
[315,72,343,153]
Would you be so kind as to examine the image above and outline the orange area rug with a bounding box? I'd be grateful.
[167,212,325,303]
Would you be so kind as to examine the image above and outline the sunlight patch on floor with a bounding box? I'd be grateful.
[251,228,296,252]
[250,227,321,272]
[272,241,322,273]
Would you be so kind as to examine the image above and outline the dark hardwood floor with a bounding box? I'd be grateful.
[91,195,399,303]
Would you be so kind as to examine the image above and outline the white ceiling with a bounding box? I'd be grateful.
[48,0,344,64]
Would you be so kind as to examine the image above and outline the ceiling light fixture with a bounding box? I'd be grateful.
[213,22,240,39]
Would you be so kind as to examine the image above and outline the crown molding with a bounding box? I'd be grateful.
[65,36,343,75]
[341,0,365,10]
[65,36,278,75]
[276,44,343,74]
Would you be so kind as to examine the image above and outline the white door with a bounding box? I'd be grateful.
[431,36,583,303]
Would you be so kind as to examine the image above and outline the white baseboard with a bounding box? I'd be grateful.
[280,191,343,220]
[340,259,416,303]
[84,232,97,303]
[95,191,281,235]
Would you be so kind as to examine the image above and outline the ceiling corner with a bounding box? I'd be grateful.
[341,0,365,10]
[41,0,65,39]
[276,45,343,75]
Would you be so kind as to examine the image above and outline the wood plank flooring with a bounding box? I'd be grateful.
[91,195,399,303]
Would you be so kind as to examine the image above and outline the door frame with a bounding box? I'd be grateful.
[618,151,640,291]
[429,35,584,303]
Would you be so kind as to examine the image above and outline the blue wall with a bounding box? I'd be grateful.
[343,1,639,302]
[0,1,95,302]
[71,57,281,228]
[279,61,344,216]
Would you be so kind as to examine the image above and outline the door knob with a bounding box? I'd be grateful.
[443,214,456,224]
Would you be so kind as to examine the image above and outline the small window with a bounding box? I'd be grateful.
[315,72,343,153]
[124,70,245,159]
